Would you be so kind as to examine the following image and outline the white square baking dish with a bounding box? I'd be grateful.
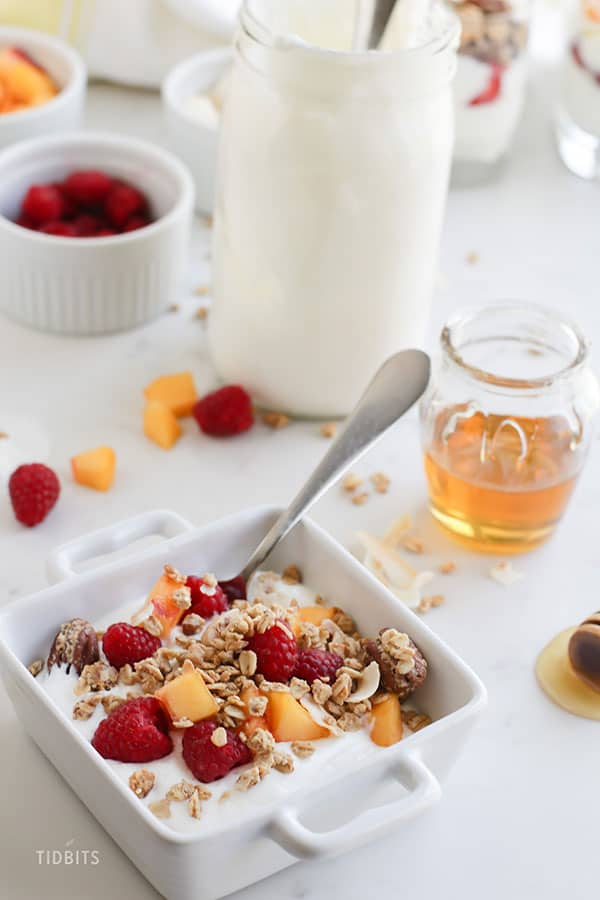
[0,507,486,900]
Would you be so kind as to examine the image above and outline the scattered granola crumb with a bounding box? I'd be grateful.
[129,769,156,799]
[403,709,432,732]
[195,306,209,320]
[272,751,295,773]
[149,798,171,819]
[168,303,180,313]
[371,472,391,494]
[235,765,262,791]
[203,214,213,229]
[262,411,291,429]
[247,728,276,756]
[439,561,456,575]
[342,473,363,492]
[490,561,524,586]
[219,790,231,803]
[101,695,126,715]
[352,492,369,506]
[73,697,101,720]
[291,741,315,759]
[142,615,163,637]
[527,347,544,357]
[431,594,445,607]
[282,564,302,585]
[164,564,186,584]
[248,694,268,717]
[402,537,425,555]
[211,726,228,748]
[195,285,210,296]
[172,586,192,610]
[182,613,204,636]
[0,431,8,439]
[320,422,337,439]
[27,659,44,677]
[188,789,203,819]
[466,250,479,265]
[172,717,195,729]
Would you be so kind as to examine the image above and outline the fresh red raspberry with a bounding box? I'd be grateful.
[72,213,100,237]
[182,720,251,783]
[193,385,254,437]
[63,170,113,207]
[294,649,344,685]
[39,221,78,237]
[15,214,34,229]
[22,184,65,225]
[102,622,162,669]
[219,576,246,604]
[8,463,60,527]
[53,182,77,218]
[95,228,117,237]
[122,215,150,232]
[248,622,298,682]
[92,697,173,763]
[104,181,146,228]
[186,576,228,619]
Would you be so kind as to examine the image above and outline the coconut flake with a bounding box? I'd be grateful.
[298,695,342,735]
[346,661,381,703]
[489,561,524,586]
[357,530,435,611]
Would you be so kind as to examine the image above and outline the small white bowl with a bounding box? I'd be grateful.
[162,48,232,213]
[0,26,86,149]
[0,132,194,335]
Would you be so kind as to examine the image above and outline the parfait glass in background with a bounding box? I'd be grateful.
[556,0,600,180]
[450,0,529,184]
[420,304,600,554]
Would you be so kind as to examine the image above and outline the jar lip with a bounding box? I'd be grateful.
[441,302,590,390]
[239,0,459,61]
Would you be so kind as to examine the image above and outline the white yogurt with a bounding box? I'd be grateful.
[453,55,527,164]
[562,25,600,139]
[210,0,458,417]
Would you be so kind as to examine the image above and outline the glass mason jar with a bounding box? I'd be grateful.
[210,0,459,418]
[420,303,600,553]
[450,0,529,185]
[556,0,600,180]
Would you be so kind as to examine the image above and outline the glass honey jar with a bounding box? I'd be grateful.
[420,303,600,553]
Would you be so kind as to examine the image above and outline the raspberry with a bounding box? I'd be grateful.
[8,463,60,527]
[219,576,246,604]
[63,170,113,207]
[72,213,101,237]
[294,649,343,685]
[186,576,228,619]
[95,228,117,237]
[122,215,150,232]
[248,622,298,682]
[104,181,146,228]
[193,385,254,437]
[102,622,162,669]
[22,184,64,225]
[182,720,251,783]
[15,215,34,230]
[39,221,78,237]
[92,697,173,763]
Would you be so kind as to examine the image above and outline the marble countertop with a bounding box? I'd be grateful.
[1,68,599,900]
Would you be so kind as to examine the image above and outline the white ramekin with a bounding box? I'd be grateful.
[0,26,86,149]
[162,48,232,213]
[0,132,195,335]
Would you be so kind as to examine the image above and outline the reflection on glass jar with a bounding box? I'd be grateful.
[450,0,529,185]
[420,304,600,553]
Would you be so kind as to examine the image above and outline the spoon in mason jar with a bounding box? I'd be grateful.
[233,349,431,585]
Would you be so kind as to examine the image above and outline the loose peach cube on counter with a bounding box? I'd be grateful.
[147,575,187,636]
[265,692,330,742]
[71,446,116,492]
[143,401,182,450]
[370,694,403,747]
[144,372,197,418]
[156,660,218,725]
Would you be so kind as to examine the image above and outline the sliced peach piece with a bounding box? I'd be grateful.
[265,692,330,742]
[143,401,182,450]
[144,372,197,418]
[71,446,116,492]
[147,574,186,636]
[238,684,269,739]
[297,606,336,627]
[370,694,403,747]
[156,660,218,724]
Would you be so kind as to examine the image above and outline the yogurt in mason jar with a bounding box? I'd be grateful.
[210,0,458,417]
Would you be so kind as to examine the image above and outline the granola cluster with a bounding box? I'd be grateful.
[455,0,528,66]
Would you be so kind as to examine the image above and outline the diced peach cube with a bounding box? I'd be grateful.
[297,606,336,627]
[156,660,218,724]
[265,692,330,742]
[370,694,403,747]
[143,401,182,449]
[148,575,186,636]
[144,372,197,418]
[71,446,116,492]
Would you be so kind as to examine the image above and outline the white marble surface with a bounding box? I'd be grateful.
[1,62,600,900]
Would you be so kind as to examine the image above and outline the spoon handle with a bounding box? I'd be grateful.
[239,349,430,582]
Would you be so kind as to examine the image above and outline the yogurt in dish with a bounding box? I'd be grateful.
[561,6,600,139]
[210,0,458,418]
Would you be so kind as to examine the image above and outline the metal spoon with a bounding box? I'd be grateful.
[236,349,430,583]
[365,0,398,50]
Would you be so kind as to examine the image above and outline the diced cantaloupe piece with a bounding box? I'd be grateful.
[71,446,116,492]
[265,692,330,742]
[156,660,218,724]
[370,694,403,747]
[143,401,182,450]
[238,684,268,739]
[147,574,186,637]
[143,372,197,418]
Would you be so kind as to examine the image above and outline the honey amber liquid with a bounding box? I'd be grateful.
[424,407,582,553]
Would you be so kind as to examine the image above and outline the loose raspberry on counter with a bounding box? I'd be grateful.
[193,385,254,437]
[92,697,173,763]
[63,170,113,207]
[294,649,344,685]
[248,621,298,682]
[182,720,251,783]
[219,576,246,604]
[8,463,60,527]
[22,184,65,225]
[104,181,146,228]
[102,622,162,669]
[186,575,228,619]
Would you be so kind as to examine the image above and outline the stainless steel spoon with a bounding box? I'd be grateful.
[236,349,430,583]
[365,0,398,50]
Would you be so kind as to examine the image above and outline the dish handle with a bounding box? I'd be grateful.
[46,509,194,584]
[271,754,441,860]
